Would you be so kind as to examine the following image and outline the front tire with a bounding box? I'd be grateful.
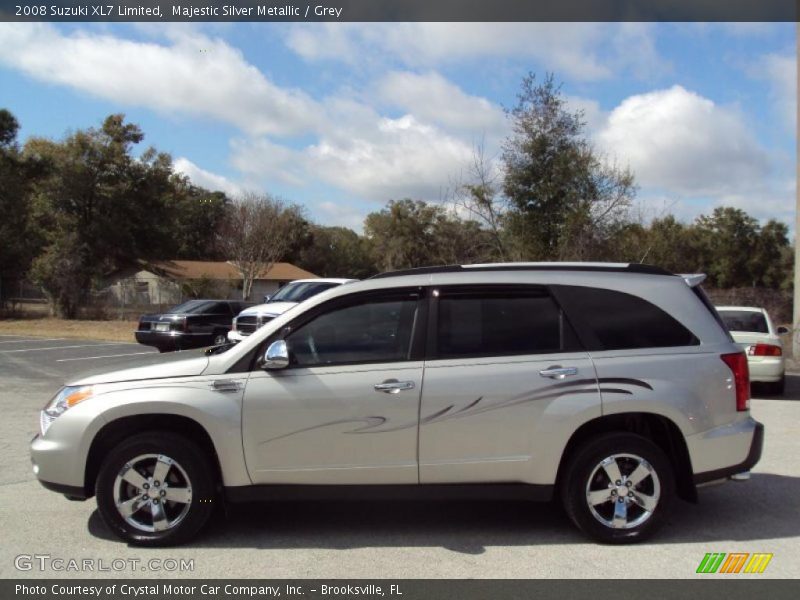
[95,432,216,546]
[212,331,228,346]
[561,433,674,544]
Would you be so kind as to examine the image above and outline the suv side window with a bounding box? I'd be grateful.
[553,285,698,350]
[434,286,580,359]
[204,302,231,315]
[285,295,418,367]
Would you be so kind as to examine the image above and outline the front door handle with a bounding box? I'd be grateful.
[374,379,415,394]
[538,366,578,380]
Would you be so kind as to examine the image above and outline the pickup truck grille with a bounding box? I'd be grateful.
[236,316,258,335]
[235,315,275,335]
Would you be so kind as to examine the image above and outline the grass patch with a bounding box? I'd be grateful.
[0,318,138,342]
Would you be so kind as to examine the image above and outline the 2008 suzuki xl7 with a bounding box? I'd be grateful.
[31,263,763,545]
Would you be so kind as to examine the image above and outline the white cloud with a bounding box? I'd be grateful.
[376,71,507,136]
[232,113,476,202]
[563,95,606,134]
[316,201,368,231]
[308,114,473,200]
[754,52,796,130]
[173,157,242,197]
[597,85,770,197]
[229,137,306,186]
[285,23,668,81]
[0,23,321,136]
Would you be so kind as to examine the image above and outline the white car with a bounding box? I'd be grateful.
[228,278,355,342]
[716,306,788,394]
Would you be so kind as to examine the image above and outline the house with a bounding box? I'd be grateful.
[104,260,318,306]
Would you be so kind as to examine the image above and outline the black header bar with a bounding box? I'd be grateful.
[2,0,799,23]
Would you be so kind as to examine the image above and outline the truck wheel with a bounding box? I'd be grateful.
[95,432,216,546]
[561,432,674,544]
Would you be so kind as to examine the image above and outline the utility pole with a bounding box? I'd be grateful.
[794,21,800,359]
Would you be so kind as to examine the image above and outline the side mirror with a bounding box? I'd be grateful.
[777,326,790,335]
[263,294,272,303]
[262,340,290,370]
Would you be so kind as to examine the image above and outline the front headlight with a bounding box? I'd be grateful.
[40,386,94,436]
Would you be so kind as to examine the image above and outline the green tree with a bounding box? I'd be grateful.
[364,199,494,271]
[26,114,181,317]
[295,225,376,279]
[501,74,635,260]
[639,215,703,273]
[0,109,43,303]
[694,207,760,288]
[170,183,230,260]
[751,219,791,289]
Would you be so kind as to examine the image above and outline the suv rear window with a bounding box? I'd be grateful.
[553,286,698,350]
[434,287,580,359]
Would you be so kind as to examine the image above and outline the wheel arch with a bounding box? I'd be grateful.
[555,412,697,503]
[84,414,223,499]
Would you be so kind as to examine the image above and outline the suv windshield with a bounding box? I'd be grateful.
[718,310,769,333]
[268,282,338,303]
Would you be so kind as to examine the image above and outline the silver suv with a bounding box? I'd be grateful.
[31,263,763,546]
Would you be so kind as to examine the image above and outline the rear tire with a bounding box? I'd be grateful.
[95,432,216,546]
[561,433,674,544]
[212,331,228,346]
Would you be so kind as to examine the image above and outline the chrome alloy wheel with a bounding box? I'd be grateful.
[585,453,661,530]
[113,453,193,533]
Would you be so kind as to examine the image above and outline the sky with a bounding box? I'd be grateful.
[0,22,795,232]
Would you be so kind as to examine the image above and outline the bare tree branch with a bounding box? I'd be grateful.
[217,192,305,299]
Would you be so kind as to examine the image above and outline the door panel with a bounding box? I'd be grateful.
[418,353,598,483]
[241,289,425,485]
[418,284,600,484]
[243,362,422,484]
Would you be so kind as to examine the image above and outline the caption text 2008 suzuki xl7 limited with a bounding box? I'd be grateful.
[31,263,763,545]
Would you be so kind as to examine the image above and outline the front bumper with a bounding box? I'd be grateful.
[31,434,92,499]
[228,330,248,342]
[135,330,212,350]
[693,421,764,484]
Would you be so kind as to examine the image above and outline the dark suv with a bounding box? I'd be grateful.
[135,299,253,352]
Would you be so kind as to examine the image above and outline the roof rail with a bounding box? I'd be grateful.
[369,262,674,280]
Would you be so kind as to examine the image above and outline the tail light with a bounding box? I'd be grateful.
[748,343,782,357]
[721,352,750,411]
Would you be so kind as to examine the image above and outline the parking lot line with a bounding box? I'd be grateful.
[0,342,133,354]
[0,338,65,344]
[56,350,156,362]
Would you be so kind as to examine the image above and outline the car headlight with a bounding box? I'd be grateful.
[40,386,94,436]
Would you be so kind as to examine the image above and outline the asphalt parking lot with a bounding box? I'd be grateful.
[0,334,799,579]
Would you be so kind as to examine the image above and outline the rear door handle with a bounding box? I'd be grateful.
[374,379,415,394]
[538,366,578,380]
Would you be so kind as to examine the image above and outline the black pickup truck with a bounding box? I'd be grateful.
[135,299,253,352]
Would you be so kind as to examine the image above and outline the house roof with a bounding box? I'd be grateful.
[142,260,318,281]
